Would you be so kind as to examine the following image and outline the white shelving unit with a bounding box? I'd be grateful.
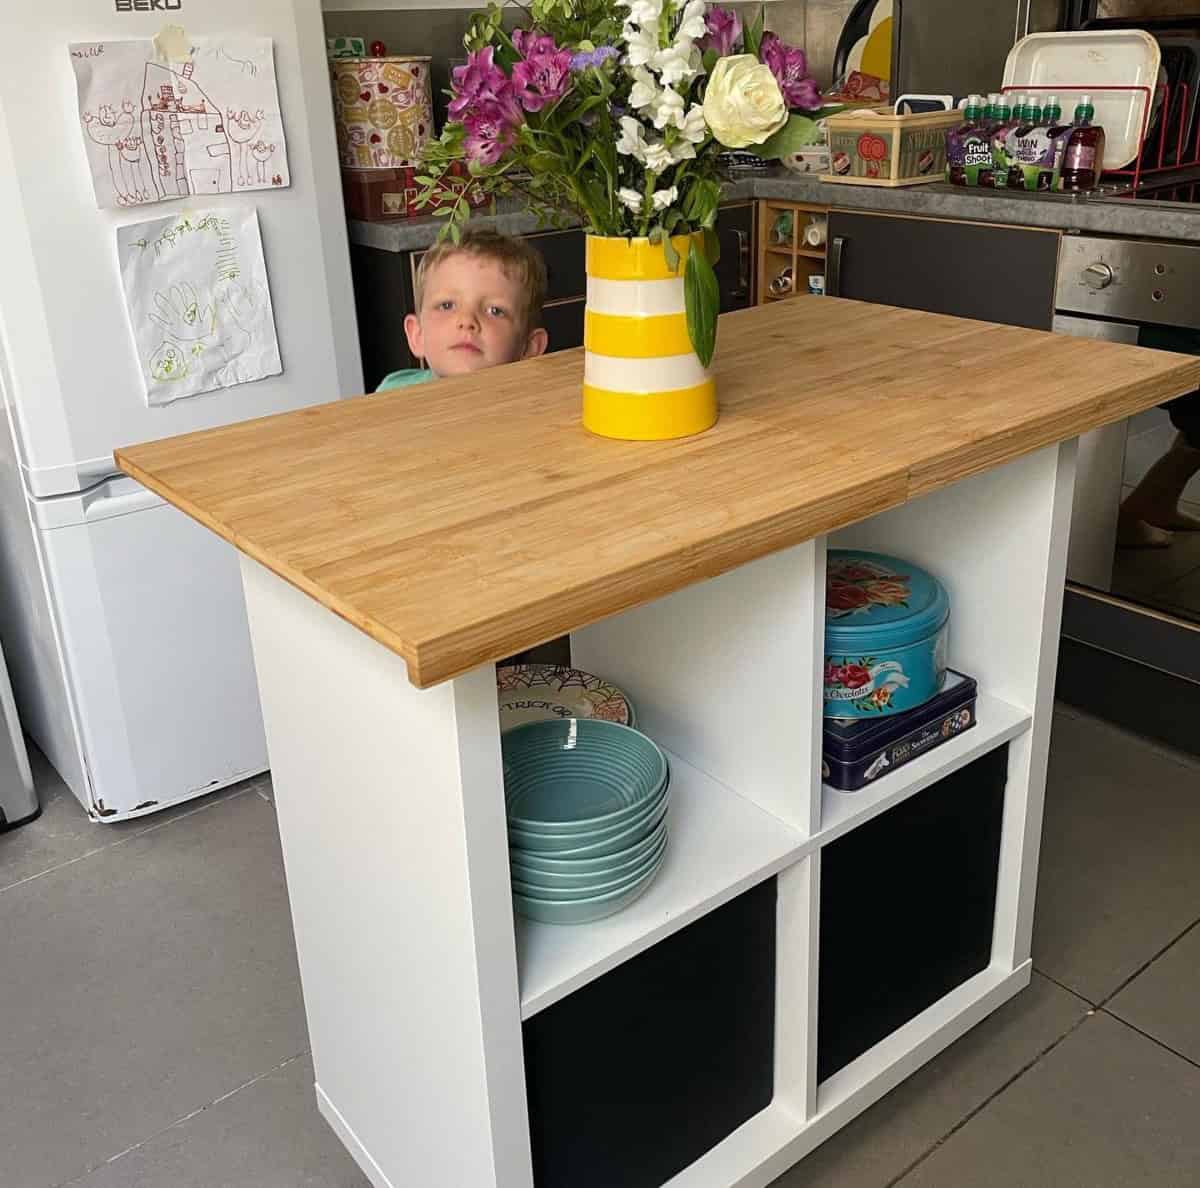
[239,439,1078,1188]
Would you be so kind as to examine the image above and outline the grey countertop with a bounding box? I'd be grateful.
[346,170,1200,254]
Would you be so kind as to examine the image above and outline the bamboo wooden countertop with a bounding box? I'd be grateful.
[116,298,1200,688]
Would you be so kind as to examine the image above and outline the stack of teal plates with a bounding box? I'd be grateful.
[503,718,670,925]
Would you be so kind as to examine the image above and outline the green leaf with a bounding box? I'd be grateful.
[702,48,719,75]
[685,243,719,369]
[663,234,681,273]
[703,225,721,268]
[746,114,823,160]
[744,4,765,57]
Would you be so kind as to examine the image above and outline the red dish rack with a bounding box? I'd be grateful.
[999,82,1200,194]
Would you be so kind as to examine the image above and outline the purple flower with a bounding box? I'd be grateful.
[449,47,512,121]
[511,36,573,113]
[570,45,620,71]
[511,29,558,59]
[700,7,743,57]
[463,92,523,166]
[760,32,822,110]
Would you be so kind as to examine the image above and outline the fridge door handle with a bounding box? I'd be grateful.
[827,235,847,298]
[81,482,165,523]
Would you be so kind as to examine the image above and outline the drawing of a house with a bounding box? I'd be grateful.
[140,61,230,199]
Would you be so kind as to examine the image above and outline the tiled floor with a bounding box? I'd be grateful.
[2,706,1198,1188]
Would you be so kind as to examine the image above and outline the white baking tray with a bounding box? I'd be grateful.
[1002,30,1162,169]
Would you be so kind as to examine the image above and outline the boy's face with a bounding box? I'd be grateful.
[404,254,548,377]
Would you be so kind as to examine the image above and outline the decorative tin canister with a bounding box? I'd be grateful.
[331,56,433,169]
[824,550,950,719]
[823,669,977,790]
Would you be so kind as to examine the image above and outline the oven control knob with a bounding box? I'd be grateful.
[1083,262,1114,290]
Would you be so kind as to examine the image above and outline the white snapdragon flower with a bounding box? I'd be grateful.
[629,66,659,111]
[616,116,649,162]
[618,187,645,214]
[670,138,697,162]
[680,102,708,144]
[653,42,702,86]
[621,0,664,23]
[624,23,660,68]
[643,138,674,173]
[676,0,708,42]
[650,86,686,130]
[652,185,679,212]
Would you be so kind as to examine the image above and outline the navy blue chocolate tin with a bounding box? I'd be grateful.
[822,670,978,791]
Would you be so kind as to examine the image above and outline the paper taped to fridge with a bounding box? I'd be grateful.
[117,207,282,405]
[69,37,290,210]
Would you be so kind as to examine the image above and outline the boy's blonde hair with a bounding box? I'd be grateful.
[415,229,547,330]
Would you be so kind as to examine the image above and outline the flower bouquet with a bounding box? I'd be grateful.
[416,1,827,439]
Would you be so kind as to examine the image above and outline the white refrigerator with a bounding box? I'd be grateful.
[0,0,361,820]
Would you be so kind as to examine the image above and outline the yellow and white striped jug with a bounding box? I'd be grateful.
[582,233,719,441]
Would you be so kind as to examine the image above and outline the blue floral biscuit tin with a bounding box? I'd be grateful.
[824,550,950,719]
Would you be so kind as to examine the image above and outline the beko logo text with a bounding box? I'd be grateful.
[115,0,182,11]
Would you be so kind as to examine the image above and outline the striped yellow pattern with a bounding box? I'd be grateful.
[581,233,718,440]
[585,232,701,281]
[582,380,718,441]
[584,310,692,359]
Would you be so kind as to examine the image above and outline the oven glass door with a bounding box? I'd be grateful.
[1057,315,1200,627]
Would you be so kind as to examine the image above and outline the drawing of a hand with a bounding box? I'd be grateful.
[216,280,268,341]
[149,282,215,342]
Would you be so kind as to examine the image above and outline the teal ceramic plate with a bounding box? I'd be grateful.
[496,665,637,731]
[503,719,667,834]
[508,783,669,855]
[509,817,667,877]
[513,847,667,924]
[512,833,668,901]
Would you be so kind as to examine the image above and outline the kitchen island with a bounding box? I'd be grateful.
[116,298,1200,1188]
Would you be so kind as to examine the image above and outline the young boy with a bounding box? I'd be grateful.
[376,229,549,391]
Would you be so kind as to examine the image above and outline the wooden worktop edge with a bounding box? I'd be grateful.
[114,446,425,683]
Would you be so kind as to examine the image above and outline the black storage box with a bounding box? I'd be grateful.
[523,877,777,1187]
[817,744,1007,1082]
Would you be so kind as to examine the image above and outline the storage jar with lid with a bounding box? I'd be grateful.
[824,550,950,719]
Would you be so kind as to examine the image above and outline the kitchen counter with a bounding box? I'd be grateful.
[114,299,1200,1188]
[348,171,1200,255]
[116,297,1200,688]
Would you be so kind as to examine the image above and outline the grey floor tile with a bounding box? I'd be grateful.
[1108,922,1200,1066]
[0,789,306,1188]
[1033,710,1200,1003]
[769,974,1088,1188]
[898,1012,1200,1188]
[0,742,262,891]
[77,1053,369,1188]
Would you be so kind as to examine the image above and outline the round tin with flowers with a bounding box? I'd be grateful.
[824,550,950,719]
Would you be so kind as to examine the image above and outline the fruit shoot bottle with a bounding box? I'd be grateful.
[1060,95,1106,191]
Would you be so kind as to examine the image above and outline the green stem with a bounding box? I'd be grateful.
[638,170,657,237]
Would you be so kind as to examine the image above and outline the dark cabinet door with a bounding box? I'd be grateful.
[716,202,756,313]
[825,211,1059,330]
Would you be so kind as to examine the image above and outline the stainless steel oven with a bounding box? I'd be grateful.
[1055,233,1200,746]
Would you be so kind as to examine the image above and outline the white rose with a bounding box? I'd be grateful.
[702,54,788,149]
